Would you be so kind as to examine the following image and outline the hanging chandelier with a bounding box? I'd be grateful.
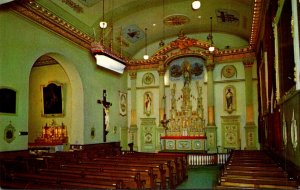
[91,0,126,74]
[207,16,215,52]
[143,27,149,60]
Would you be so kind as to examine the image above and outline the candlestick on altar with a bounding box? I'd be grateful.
[161,114,170,136]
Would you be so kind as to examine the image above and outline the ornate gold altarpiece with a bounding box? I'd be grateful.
[161,59,206,152]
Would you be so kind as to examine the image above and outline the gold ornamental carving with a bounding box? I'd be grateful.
[243,59,254,68]
[222,65,237,78]
[129,72,137,80]
[11,1,92,49]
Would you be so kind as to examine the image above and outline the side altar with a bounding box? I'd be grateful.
[161,59,206,152]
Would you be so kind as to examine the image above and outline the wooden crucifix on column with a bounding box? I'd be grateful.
[97,90,112,142]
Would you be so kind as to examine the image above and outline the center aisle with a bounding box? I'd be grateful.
[176,166,220,189]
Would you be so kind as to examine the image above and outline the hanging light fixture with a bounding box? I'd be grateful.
[90,0,126,74]
[207,16,215,52]
[99,0,107,29]
[159,0,165,47]
[143,27,149,60]
[192,1,201,10]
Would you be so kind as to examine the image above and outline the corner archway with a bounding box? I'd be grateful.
[28,53,84,147]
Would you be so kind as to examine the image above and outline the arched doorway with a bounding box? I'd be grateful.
[28,53,84,149]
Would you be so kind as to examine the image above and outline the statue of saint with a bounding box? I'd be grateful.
[182,60,191,87]
[145,92,152,115]
[226,88,233,110]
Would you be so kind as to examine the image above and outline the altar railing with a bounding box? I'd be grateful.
[188,153,230,167]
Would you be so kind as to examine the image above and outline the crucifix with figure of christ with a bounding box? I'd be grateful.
[97,90,112,142]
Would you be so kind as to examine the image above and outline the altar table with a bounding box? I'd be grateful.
[160,136,206,151]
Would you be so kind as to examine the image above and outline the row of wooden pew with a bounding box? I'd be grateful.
[1,150,188,189]
[216,150,299,189]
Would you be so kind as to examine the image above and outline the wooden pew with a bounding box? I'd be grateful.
[9,171,123,189]
[216,150,298,189]
[102,156,176,188]
[38,168,145,189]
[89,158,167,189]
[122,152,188,184]
[61,163,156,189]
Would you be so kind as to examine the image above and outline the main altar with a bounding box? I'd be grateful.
[161,59,206,152]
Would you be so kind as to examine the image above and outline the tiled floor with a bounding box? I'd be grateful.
[176,166,221,189]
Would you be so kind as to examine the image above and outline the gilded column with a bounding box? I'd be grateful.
[156,62,166,151]
[204,55,217,153]
[243,59,257,150]
[158,62,166,121]
[129,71,138,150]
[206,56,215,126]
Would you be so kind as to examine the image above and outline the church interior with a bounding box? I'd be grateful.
[0,0,300,189]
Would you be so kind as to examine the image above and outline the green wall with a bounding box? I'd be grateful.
[0,9,127,151]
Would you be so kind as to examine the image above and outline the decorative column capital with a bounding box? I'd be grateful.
[157,62,166,76]
[243,59,255,68]
[129,71,137,80]
[205,55,215,71]
[206,63,215,71]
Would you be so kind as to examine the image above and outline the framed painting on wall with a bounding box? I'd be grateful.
[0,88,16,114]
[42,82,64,117]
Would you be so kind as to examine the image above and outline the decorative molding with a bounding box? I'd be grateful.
[249,0,263,49]
[221,65,237,78]
[34,55,58,67]
[142,72,155,86]
[163,14,190,26]
[206,63,215,71]
[61,0,83,13]
[278,85,297,105]
[282,113,287,147]
[243,59,255,68]
[129,72,137,80]
[10,0,263,71]
[11,1,92,49]
[291,110,298,150]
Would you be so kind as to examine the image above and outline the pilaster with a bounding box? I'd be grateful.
[129,72,137,126]
[157,62,166,121]
[205,55,217,152]
[129,124,138,151]
[243,59,257,150]
[120,126,129,151]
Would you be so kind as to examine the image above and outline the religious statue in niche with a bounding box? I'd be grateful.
[144,92,152,116]
[224,85,236,114]
[182,60,192,87]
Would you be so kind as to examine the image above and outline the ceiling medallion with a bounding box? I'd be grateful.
[164,14,190,26]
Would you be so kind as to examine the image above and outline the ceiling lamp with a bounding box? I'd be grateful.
[91,0,125,74]
[91,42,126,74]
[207,16,215,52]
[143,28,149,60]
[99,0,107,29]
[192,1,201,10]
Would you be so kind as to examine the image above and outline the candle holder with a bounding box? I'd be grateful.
[160,114,170,136]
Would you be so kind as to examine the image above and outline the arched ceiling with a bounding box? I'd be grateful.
[6,0,263,61]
